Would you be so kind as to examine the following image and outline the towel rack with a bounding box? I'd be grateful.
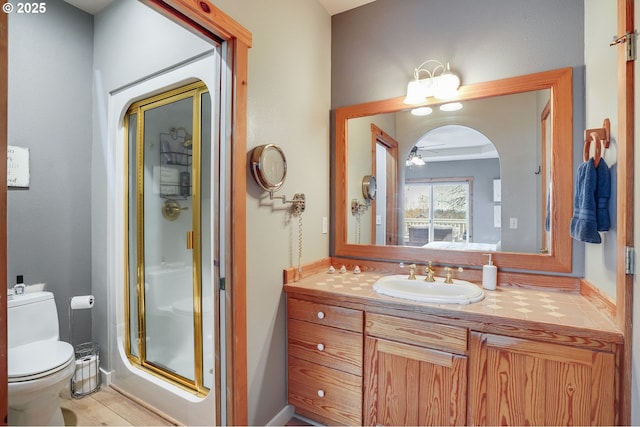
[583,118,610,167]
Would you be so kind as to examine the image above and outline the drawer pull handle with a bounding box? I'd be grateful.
[317,343,325,351]
[317,311,325,319]
[317,389,325,398]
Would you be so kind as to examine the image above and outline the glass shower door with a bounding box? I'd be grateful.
[143,95,197,382]
[125,81,213,395]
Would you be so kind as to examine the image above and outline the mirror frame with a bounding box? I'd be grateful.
[335,67,573,272]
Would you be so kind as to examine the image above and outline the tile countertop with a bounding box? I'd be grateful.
[284,270,623,346]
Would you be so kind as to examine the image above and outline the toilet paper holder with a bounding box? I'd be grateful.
[68,295,100,398]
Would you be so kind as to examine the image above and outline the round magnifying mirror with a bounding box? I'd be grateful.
[250,144,287,192]
[362,175,377,200]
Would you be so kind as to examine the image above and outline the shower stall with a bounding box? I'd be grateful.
[125,80,215,394]
[108,51,227,425]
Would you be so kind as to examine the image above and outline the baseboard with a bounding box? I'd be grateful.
[266,404,295,426]
[267,405,322,426]
[99,367,112,387]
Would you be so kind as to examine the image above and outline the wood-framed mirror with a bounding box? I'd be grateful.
[335,67,573,272]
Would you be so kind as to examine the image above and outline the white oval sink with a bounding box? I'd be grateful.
[373,275,485,304]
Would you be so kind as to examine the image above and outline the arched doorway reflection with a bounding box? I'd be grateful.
[403,125,502,251]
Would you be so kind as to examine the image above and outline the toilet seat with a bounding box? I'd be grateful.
[9,341,74,383]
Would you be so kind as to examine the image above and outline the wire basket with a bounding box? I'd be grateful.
[71,342,100,398]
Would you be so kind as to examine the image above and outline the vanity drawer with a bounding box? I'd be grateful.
[366,312,468,354]
[287,297,363,332]
[288,318,362,376]
[288,356,362,426]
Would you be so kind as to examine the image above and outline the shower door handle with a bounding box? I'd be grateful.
[187,231,194,250]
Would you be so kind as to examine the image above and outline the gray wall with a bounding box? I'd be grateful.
[331,0,586,274]
[7,1,94,344]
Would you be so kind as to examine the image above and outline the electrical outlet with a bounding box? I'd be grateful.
[322,217,328,234]
[509,217,518,229]
[376,215,382,225]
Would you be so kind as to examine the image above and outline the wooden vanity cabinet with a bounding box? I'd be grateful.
[286,290,619,426]
[363,312,468,426]
[468,332,616,426]
[286,297,364,425]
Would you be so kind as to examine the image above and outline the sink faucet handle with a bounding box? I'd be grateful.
[408,263,417,280]
[444,266,454,284]
[424,262,436,282]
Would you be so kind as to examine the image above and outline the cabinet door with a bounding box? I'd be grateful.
[468,332,616,426]
[364,336,467,426]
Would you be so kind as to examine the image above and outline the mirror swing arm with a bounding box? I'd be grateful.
[334,67,574,273]
[352,174,377,216]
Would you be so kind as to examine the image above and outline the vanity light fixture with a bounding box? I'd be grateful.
[403,60,460,105]
[439,102,463,112]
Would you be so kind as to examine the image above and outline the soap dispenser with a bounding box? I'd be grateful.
[14,275,25,295]
[482,254,497,290]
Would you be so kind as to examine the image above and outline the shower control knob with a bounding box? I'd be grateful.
[317,311,325,320]
[317,389,325,398]
[317,343,325,351]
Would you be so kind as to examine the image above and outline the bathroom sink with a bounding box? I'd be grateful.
[373,275,485,304]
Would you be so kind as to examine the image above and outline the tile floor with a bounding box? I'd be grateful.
[60,386,175,426]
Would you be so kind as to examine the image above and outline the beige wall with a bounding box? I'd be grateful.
[209,1,331,424]
[584,0,618,298]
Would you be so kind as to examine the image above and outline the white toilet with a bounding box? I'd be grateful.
[8,291,75,426]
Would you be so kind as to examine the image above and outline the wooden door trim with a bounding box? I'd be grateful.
[370,124,398,245]
[0,11,7,427]
[616,0,634,425]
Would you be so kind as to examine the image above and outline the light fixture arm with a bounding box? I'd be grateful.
[404,59,460,104]
[413,59,447,80]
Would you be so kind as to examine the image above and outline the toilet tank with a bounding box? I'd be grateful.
[8,291,60,348]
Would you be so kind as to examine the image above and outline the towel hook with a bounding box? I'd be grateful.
[583,118,610,167]
[584,132,602,167]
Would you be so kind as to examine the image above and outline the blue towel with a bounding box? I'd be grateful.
[570,158,601,243]
[595,158,611,231]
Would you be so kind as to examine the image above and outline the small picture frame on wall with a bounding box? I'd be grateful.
[7,145,30,188]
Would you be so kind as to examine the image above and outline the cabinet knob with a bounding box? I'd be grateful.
[317,311,325,319]
[317,389,325,398]
[317,343,325,351]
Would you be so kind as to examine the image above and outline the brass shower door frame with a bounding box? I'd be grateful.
[124,80,212,396]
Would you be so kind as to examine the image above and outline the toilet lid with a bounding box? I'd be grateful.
[9,341,74,382]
